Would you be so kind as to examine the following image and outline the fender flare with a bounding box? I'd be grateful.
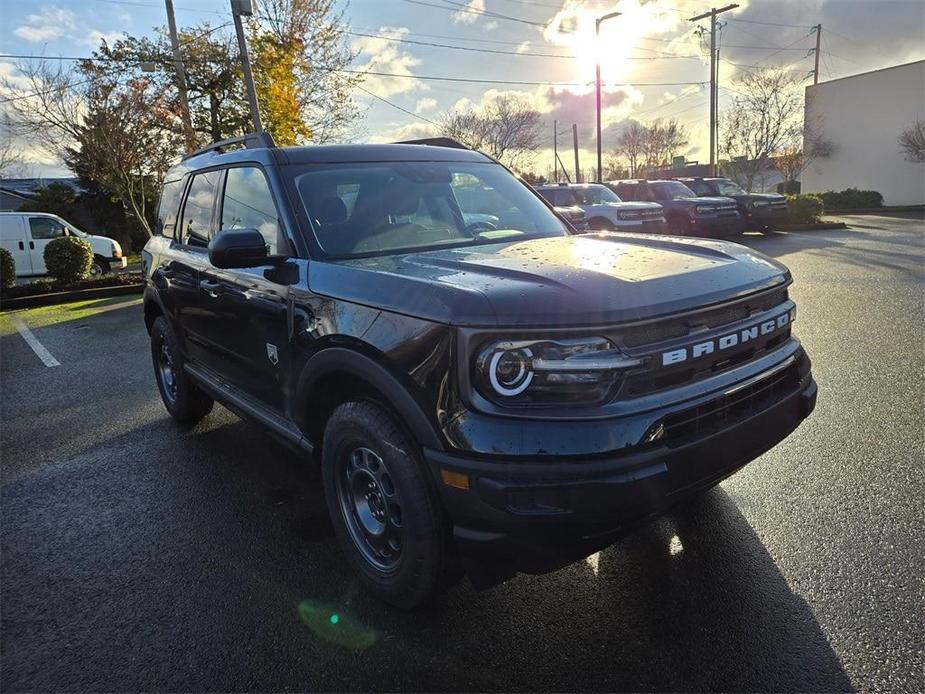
[142,286,167,333]
[294,347,444,451]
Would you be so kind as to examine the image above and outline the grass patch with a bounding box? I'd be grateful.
[0,295,143,336]
[1,272,143,301]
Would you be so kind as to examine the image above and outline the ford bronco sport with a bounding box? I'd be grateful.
[144,133,817,608]
[535,182,665,232]
[676,177,789,230]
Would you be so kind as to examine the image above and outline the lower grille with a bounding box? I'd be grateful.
[657,362,799,447]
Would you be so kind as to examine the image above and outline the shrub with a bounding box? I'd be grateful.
[0,247,15,289]
[787,194,825,224]
[44,236,94,282]
[820,188,883,210]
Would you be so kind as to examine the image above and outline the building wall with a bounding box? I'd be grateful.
[803,60,925,206]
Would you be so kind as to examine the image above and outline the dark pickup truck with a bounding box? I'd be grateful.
[677,177,789,230]
[143,134,817,608]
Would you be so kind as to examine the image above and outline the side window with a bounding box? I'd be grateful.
[28,217,67,240]
[552,189,575,207]
[687,181,710,195]
[220,167,281,255]
[180,170,222,248]
[156,179,184,238]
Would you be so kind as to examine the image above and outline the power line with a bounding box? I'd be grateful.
[726,17,814,29]
[399,0,547,28]
[356,85,440,127]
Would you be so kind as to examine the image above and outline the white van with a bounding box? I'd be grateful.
[0,212,127,278]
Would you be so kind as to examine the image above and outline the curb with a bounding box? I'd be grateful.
[774,222,849,231]
[825,206,924,214]
[1,283,144,311]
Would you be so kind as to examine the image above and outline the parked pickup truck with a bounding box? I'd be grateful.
[676,177,789,230]
[143,134,817,608]
[536,182,665,232]
[0,212,126,277]
[607,179,746,237]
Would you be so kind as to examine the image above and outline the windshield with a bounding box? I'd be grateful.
[652,181,697,201]
[63,222,88,237]
[572,185,621,204]
[293,162,568,257]
[716,179,746,196]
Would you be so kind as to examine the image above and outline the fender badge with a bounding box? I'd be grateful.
[266,343,279,365]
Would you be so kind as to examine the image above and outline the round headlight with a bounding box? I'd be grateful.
[488,348,533,396]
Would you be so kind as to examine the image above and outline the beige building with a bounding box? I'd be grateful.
[803,60,925,206]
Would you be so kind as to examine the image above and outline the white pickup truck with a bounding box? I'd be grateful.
[0,212,127,278]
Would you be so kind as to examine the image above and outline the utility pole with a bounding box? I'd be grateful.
[165,0,195,151]
[553,120,558,182]
[231,0,263,132]
[595,11,620,182]
[689,4,738,176]
[572,123,581,183]
[812,24,823,84]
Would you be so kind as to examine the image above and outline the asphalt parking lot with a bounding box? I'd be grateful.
[2,214,923,692]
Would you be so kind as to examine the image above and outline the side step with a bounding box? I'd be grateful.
[185,363,314,456]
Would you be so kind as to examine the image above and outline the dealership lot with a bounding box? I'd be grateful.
[1,215,922,691]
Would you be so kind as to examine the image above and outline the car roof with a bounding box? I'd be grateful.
[169,143,494,180]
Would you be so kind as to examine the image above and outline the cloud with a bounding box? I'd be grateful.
[453,0,485,25]
[415,97,438,114]
[13,7,76,42]
[79,29,126,49]
[352,26,425,98]
[368,120,438,144]
[516,41,531,54]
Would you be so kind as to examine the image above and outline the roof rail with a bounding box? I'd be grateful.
[395,137,470,150]
[182,131,276,161]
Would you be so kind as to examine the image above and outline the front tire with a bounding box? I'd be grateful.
[322,401,452,609]
[90,256,111,277]
[588,217,615,231]
[667,215,689,235]
[150,316,213,424]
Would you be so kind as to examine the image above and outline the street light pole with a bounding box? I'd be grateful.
[595,11,620,183]
[230,0,263,133]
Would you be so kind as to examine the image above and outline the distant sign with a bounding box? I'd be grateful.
[672,156,685,170]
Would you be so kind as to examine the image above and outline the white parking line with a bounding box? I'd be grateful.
[10,315,60,367]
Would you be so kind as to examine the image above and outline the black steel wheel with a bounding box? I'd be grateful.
[150,316,213,424]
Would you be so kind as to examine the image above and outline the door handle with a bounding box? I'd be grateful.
[28,241,34,250]
[199,279,222,298]
[18,241,24,250]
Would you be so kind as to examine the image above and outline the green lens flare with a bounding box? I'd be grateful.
[297,601,377,651]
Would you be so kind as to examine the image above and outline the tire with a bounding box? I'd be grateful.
[667,216,689,235]
[150,316,213,424]
[90,256,111,277]
[588,217,615,231]
[322,401,453,609]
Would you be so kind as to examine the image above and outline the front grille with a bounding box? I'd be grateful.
[621,288,788,348]
[657,362,799,447]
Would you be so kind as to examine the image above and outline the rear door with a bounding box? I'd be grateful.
[0,215,33,275]
[26,216,69,274]
[196,165,289,411]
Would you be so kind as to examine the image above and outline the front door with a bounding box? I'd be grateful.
[196,165,290,412]
[26,216,69,274]
[0,216,33,275]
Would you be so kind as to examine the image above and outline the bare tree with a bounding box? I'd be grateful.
[440,94,540,169]
[0,123,24,178]
[613,120,645,177]
[719,69,805,191]
[642,118,689,170]
[898,120,925,163]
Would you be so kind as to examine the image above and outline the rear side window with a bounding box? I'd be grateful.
[686,180,712,196]
[180,170,222,247]
[220,167,281,255]
[156,179,184,238]
[28,217,67,240]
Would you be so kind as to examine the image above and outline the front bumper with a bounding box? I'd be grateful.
[746,206,789,228]
[110,256,128,269]
[617,219,667,234]
[689,215,747,237]
[424,354,816,586]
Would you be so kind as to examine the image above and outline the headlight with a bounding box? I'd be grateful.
[111,241,122,258]
[694,205,715,214]
[751,200,769,208]
[617,211,641,221]
[474,337,644,406]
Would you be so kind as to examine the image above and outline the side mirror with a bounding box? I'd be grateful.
[208,228,273,269]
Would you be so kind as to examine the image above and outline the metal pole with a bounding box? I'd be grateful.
[572,123,580,183]
[231,1,263,132]
[813,24,822,84]
[689,5,738,177]
[594,11,620,183]
[165,0,196,151]
[553,119,558,182]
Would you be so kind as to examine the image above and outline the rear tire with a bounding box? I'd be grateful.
[322,401,453,609]
[667,216,689,235]
[150,316,213,424]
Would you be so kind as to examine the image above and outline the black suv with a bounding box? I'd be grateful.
[677,177,789,230]
[144,134,817,608]
[608,179,746,237]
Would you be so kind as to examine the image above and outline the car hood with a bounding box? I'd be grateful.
[309,233,790,328]
[743,193,787,203]
[683,196,737,206]
[597,201,663,211]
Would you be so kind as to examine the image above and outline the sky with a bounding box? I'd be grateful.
[1,0,924,178]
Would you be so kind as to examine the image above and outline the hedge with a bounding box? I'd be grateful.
[787,194,825,223]
[44,236,94,283]
[820,188,883,210]
[0,271,144,301]
[0,247,14,289]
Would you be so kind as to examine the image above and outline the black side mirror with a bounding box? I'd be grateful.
[208,228,276,269]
